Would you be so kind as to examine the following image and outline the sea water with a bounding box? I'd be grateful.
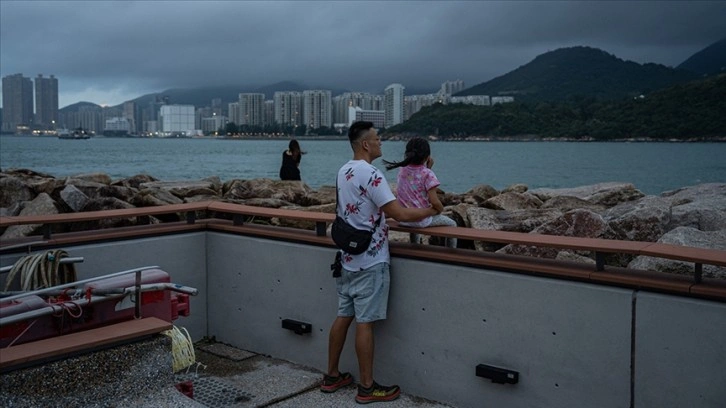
[1,136,724,195]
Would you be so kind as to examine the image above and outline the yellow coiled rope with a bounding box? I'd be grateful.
[3,249,77,291]
[162,325,204,373]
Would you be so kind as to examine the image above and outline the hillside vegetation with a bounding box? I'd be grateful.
[457,46,699,103]
[387,74,726,140]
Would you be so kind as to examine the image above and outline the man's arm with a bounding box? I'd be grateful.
[381,199,438,222]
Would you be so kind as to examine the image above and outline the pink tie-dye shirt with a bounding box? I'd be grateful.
[396,164,440,228]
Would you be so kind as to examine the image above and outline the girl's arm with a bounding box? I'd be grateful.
[427,187,444,213]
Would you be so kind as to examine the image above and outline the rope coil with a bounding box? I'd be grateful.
[162,325,202,373]
[3,250,77,291]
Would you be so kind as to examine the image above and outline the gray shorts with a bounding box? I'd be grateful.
[336,262,390,323]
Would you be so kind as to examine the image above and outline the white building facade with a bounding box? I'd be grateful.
[384,83,405,128]
[302,90,332,129]
[238,93,265,127]
[159,105,195,135]
[273,92,303,127]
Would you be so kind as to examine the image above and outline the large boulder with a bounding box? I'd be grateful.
[661,183,726,231]
[223,179,313,206]
[112,174,158,189]
[604,196,672,242]
[140,177,222,199]
[497,209,613,259]
[64,178,108,199]
[0,176,34,208]
[60,185,89,212]
[502,183,528,193]
[130,189,184,207]
[540,195,607,213]
[69,197,137,231]
[628,227,726,279]
[0,193,58,240]
[70,173,112,185]
[465,184,499,204]
[530,182,644,207]
[484,192,543,211]
[466,207,562,251]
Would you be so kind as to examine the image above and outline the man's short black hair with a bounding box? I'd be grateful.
[348,121,374,143]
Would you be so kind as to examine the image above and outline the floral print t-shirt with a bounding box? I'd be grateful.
[395,164,440,228]
[336,160,396,271]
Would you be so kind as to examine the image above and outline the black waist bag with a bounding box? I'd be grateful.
[331,216,373,255]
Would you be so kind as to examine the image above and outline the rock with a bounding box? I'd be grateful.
[70,173,112,185]
[467,207,562,232]
[26,177,66,197]
[69,198,137,231]
[530,182,644,207]
[497,209,613,259]
[0,176,34,208]
[223,179,313,206]
[604,196,672,242]
[0,193,58,240]
[96,185,138,203]
[540,195,607,213]
[466,207,562,251]
[628,227,726,279]
[130,189,184,207]
[140,178,222,199]
[112,174,158,189]
[465,184,499,203]
[64,178,108,199]
[60,185,89,212]
[484,192,543,211]
[556,251,596,264]
[502,183,528,193]
[275,203,336,230]
[661,183,726,231]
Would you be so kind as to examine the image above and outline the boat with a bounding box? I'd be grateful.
[0,202,724,407]
[58,127,92,139]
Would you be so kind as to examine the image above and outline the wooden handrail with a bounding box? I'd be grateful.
[1,201,725,270]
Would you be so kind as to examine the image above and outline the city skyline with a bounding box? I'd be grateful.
[1,1,725,108]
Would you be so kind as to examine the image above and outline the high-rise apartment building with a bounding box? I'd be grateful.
[384,84,405,128]
[302,90,332,129]
[1,73,34,133]
[439,80,465,96]
[263,100,275,128]
[123,101,139,134]
[332,92,382,125]
[34,74,59,129]
[274,92,303,127]
[238,93,265,127]
[159,105,195,135]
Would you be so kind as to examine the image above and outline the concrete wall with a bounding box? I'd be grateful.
[3,231,725,407]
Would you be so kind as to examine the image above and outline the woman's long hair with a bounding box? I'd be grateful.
[383,137,430,170]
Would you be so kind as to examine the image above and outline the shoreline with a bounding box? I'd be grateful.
[2,133,725,143]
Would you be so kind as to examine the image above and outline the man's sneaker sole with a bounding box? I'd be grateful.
[320,372,354,393]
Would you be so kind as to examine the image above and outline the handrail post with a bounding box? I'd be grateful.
[694,263,703,284]
[595,252,605,271]
[134,270,141,319]
[43,225,52,240]
[233,214,245,226]
[315,221,327,237]
[186,211,196,224]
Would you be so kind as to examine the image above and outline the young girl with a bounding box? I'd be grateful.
[383,137,457,248]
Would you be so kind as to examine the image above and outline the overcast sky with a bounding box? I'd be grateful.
[1,1,724,108]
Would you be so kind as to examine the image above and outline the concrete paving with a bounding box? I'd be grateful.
[188,342,456,407]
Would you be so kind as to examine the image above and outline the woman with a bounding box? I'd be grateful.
[279,139,305,181]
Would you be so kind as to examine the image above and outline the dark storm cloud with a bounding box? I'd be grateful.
[1,1,724,107]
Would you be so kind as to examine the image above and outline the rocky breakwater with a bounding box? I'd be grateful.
[1,168,724,279]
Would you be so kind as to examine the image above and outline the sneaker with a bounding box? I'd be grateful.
[355,381,401,404]
[320,372,354,393]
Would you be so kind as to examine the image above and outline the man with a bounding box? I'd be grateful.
[321,121,439,404]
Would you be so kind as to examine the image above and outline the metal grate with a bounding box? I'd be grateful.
[177,375,255,407]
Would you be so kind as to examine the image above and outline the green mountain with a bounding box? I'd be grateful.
[388,74,726,140]
[677,38,726,77]
[59,101,102,113]
[457,46,699,103]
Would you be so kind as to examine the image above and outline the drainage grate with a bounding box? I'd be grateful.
[177,375,255,407]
